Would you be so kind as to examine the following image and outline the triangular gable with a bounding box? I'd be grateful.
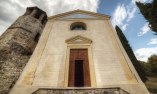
[65,35,92,44]
[49,10,110,20]
[60,13,97,19]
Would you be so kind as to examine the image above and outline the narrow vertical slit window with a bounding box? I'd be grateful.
[34,33,40,42]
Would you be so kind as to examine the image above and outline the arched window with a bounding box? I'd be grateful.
[70,22,86,30]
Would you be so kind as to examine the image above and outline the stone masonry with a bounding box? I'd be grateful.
[32,88,129,94]
[0,7,47,94]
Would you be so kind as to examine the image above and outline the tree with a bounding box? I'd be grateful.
[136,0,157,34]
[139,60,152,76]
[148,54,157,75]
[139,55,157,76]
[115,26,147,82]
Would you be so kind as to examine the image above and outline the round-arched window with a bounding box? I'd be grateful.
[70,22,87,30]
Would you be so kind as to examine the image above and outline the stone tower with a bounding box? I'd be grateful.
[0,7,47,94]
[10,9,150,94]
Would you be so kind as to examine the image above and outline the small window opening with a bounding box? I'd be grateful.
[70,22,86,30]
[24,8,33,15]
[34,11,42,19]
[75,60,84,87]
[41,17,47,24]
[34,33,40,42]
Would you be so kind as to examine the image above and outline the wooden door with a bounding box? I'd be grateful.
[68,49,91,87]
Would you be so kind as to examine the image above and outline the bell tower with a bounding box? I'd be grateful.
[0,7,47,93]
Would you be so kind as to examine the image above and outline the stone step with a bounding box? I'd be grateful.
[32,87,129,94]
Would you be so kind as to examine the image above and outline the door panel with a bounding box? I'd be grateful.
[68,49,91,87]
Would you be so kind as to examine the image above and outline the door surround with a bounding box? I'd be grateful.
[64,35,96,87]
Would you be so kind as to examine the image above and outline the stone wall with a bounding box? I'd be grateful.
[0,50,30,94]
[0,7,47,94]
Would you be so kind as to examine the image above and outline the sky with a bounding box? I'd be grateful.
[0,0,156,62]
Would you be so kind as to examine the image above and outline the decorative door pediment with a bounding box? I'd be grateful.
[65,35,92,44]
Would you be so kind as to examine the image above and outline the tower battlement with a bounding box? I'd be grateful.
[24,7,47,25]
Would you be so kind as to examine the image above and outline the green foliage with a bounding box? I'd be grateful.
[115,25,147,82]
[148,55,157,75]
[136,0,157,34]
[139,60,152,76]
[139,55,157,76]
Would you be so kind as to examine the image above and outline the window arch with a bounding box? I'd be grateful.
[70,22,87,30]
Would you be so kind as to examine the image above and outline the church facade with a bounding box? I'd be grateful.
[5,7,149,94]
